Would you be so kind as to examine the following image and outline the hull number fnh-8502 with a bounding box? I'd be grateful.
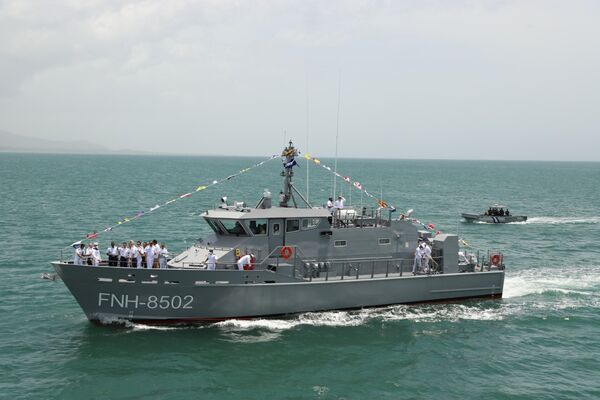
[98,293,193,310]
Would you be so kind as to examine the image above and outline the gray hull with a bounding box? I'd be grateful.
[53,263,504,323]
[462,213,527,224]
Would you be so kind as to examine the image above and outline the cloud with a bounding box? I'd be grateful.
[0,0,599,160]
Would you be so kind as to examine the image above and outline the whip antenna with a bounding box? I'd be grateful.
[333,70,342,198]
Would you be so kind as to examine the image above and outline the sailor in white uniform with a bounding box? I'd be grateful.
[135,241,144,269]
[236,253,254,271]
[159,243,168,269]
[334,195,345,210]
[74,244,85,265]
[144,242,155,269]
[421,241,432,273]
[91,243,101,266]
[205,249,216,270]
[413,242,423,275]
[326,197,334,214]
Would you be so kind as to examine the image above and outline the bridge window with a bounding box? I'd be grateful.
[302,218,321,230]
[286,219,300,232]
[219,219,248,236]
[378,238,391,245]
[248,219,268,235]
[206,219,225,235]
[334,240,347,247]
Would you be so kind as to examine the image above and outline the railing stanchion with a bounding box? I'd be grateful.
[386,261,389,277]
[341,263,344,280]
[356,264,359,279]
[371,261,375,278]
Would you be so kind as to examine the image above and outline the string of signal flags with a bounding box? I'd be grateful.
[79,154,279,243]
[301,152,444,235]
[78,150,447,244]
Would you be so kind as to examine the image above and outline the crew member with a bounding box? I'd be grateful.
[135,241,144,269]
[159,243,168,269]
[334,195,345,210]
[152,240,160,268]
[326,197,334,214]
[106,242,118,266]
[237,253,254,271]
[91,242,101,266]
[144,242,155,269]
[205,249,216,270]
[74,243,85,265]
[421,240,432,273]
[412,241,423,275]
[84,243,93,265]
[119,242,129,267]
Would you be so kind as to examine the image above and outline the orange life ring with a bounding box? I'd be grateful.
[491,254,501,265]
[280,246,293,260]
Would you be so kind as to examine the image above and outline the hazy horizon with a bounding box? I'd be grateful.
[1,1,599,161]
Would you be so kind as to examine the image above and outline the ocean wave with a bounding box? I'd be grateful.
[509,216,600,225]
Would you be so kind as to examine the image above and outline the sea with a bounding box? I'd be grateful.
[0,153,599,400]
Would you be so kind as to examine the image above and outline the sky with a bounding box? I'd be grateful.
[1,0,599,161]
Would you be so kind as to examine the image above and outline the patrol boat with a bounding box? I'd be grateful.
[51,141,505,324]
[462,204,527,224]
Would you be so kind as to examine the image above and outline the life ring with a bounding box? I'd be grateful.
[280,246,293,260]
[491,254,501,265]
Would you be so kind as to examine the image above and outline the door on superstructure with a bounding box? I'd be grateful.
[269,219,284,255]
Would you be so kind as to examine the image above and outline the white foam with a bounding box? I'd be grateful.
[512,216,600,225]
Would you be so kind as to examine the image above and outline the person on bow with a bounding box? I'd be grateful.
[205,249,216,270]
[106,242,118,266]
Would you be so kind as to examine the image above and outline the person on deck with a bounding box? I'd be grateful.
[413,242,423,275]
[74,243,85,265]
[144,242,155,269]
[84,243,93,265]
[326,197,334,214]
[334,195,345,210]
[135,241,144,269]
[91,243,101,266]
[159,243,169,269]
[421,241,432,273]
[106,242,118,266]
[119,242,129,267]
[152,240,160,268]
[237,253,254,271]
[205,249,216,270]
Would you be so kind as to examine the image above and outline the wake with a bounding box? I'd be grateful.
[509,216,600,225]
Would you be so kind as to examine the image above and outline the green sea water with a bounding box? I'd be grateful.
[1,153,599,400]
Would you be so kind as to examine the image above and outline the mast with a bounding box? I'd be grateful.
[280,140,311,208]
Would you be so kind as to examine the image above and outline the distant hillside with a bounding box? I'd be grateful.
[0,130,115,154]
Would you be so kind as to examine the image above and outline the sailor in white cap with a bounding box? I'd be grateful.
[236,253,254,271]
[91,242,101,266]
[205,249,217,270]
